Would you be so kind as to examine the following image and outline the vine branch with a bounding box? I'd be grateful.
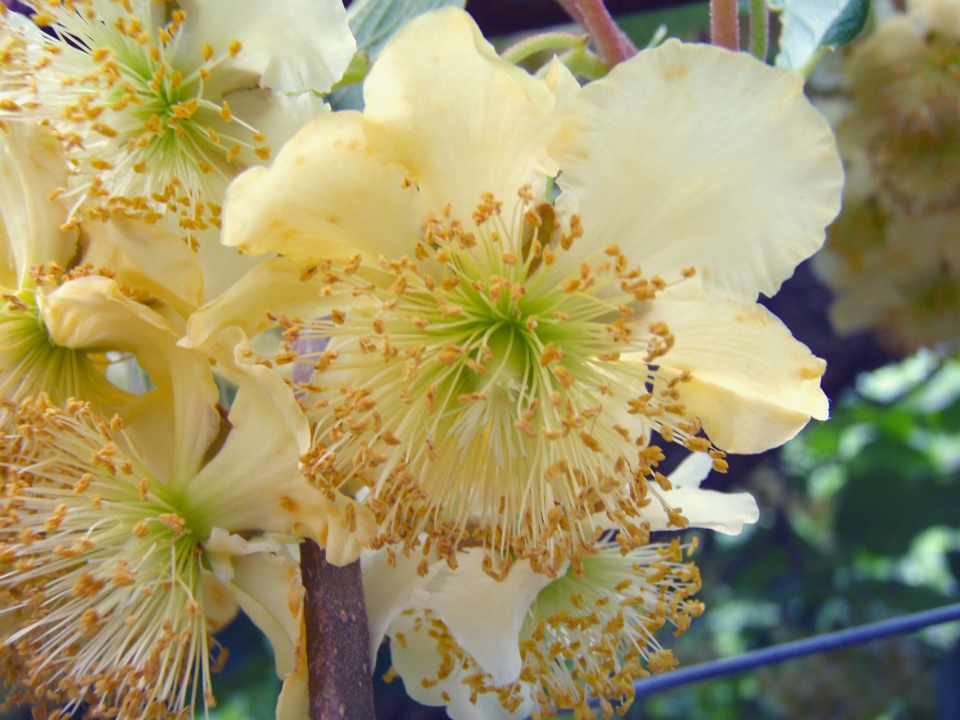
[301,540,376,720]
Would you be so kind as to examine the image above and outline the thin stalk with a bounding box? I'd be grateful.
[710,0,741,51]
[501,31,589,64]
[749,0,769,60]
[801,45,830,79]
[301,541,376,720]
[553,0,588,27]
[552,0,637,67]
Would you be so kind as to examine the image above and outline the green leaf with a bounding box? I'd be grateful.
[771,0,870,72]
[835,447,960,555]
[330,0,465,110]
[821,0,871,46]
[347,0,466,57]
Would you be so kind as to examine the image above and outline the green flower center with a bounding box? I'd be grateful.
[290,196,713,573]
[7,3,269,231]
[0,396,217,718]
[0,288,132,406]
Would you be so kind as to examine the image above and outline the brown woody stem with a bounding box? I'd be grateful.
[301,540,376,720]
[710,0,741,51]
[554,0,638,67]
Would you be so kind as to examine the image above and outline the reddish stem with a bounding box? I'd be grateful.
[710,0,741,51]
[554,0,637,67]
[553,0,589,26]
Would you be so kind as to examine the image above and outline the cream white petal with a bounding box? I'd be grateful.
[220,88,330,168]
[200,570,241,633]
[227,548,309,720]
[184,257,337,354]
[551,39,843,303]
[180,365,307,520]
[38,276,221,483]
[79,215,204,316]
[320,497,377,566]
[275,641,309,720]
[417,552,555,686]
[0,207,16,288]
[176,0,356,94]
[228,551,303,678]
[117,387,180,481]
[389,612,534,720]
[221,111,426,261]
[643,299,829,453]
[360,546,444,667]
[666,451,714,489]
[203,527,282,581]
[186,325,371,563]
[193,225,268,302]
[362,7,560,232]
[0,123,76,285]
[182,363,375,561]
[592,453,758,534]
[540,55,581,111]
[648,487,759,535]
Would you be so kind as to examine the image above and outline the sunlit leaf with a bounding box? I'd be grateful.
[771,0,870,72]
[347,0,466,57]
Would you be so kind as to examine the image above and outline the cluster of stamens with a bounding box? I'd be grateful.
[275,186,727,576]
[0,0,270,244]
[0,394,220,719]
[392,538,702,719]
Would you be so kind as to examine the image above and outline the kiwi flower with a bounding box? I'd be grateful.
[0,119,203,410]
[0,308,372,719]
[360,456,740,720]
[832,0,960,213]
[0,0,355,239]
[812,0,960,353]
[195,8,841,574]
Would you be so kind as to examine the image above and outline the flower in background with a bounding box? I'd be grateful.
[812,0,960,354]
[194,7,841,575]
[0,300,372,718]
[0,0,355,295]
[837,0,960,213]
[819,206,960,354]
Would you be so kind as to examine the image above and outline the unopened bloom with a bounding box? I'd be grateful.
[0,0,354,239]
[198,8,840,573]
[0,306,372,718]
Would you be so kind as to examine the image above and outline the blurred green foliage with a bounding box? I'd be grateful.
[625,351,960,720]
